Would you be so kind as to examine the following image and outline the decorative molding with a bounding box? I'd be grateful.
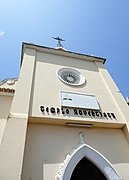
[0,78,17,94]
[57,68,86,86]
[79,132,85,144]
[0,78,17,86]
[0,87,15,93]
[55,133,122,180]
[55,147,78,180]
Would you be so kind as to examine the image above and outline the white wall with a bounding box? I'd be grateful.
[22,123,129,180]
[0,95,13,118]
[0,94,13,146]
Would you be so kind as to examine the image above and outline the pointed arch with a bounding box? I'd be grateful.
[60,144,121,180]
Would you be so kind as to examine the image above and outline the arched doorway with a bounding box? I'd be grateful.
[70,157,107,180]
[56,144,121,180]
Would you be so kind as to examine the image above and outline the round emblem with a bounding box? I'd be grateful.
[57,68,86,86]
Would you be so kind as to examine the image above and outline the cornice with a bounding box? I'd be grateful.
[0,87,15,93]
[21,42,106,66]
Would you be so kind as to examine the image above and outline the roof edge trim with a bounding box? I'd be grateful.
[21,42,106,66]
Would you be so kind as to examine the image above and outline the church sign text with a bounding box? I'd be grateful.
[40,106,117,120]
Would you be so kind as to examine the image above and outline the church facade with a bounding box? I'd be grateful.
[0,42,129,180]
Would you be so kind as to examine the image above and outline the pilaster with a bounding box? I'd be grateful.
[0,47,36,180]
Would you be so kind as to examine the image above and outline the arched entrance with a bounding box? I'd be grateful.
[71,157,107,180]
[55,143,122,180]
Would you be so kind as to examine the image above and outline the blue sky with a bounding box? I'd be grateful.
[0,0,129,98]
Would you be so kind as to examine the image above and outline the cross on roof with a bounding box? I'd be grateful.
[53,36,65,47]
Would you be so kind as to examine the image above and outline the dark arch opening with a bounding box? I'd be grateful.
[70,157,107,180]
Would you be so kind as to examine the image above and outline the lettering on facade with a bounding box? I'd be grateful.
[40,106,117,120]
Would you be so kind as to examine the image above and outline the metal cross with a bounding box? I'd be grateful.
[53,36,65,47]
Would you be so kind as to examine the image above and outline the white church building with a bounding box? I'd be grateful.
[0,41,129,180]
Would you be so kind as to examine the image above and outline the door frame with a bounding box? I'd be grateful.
[58,144,122,180]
